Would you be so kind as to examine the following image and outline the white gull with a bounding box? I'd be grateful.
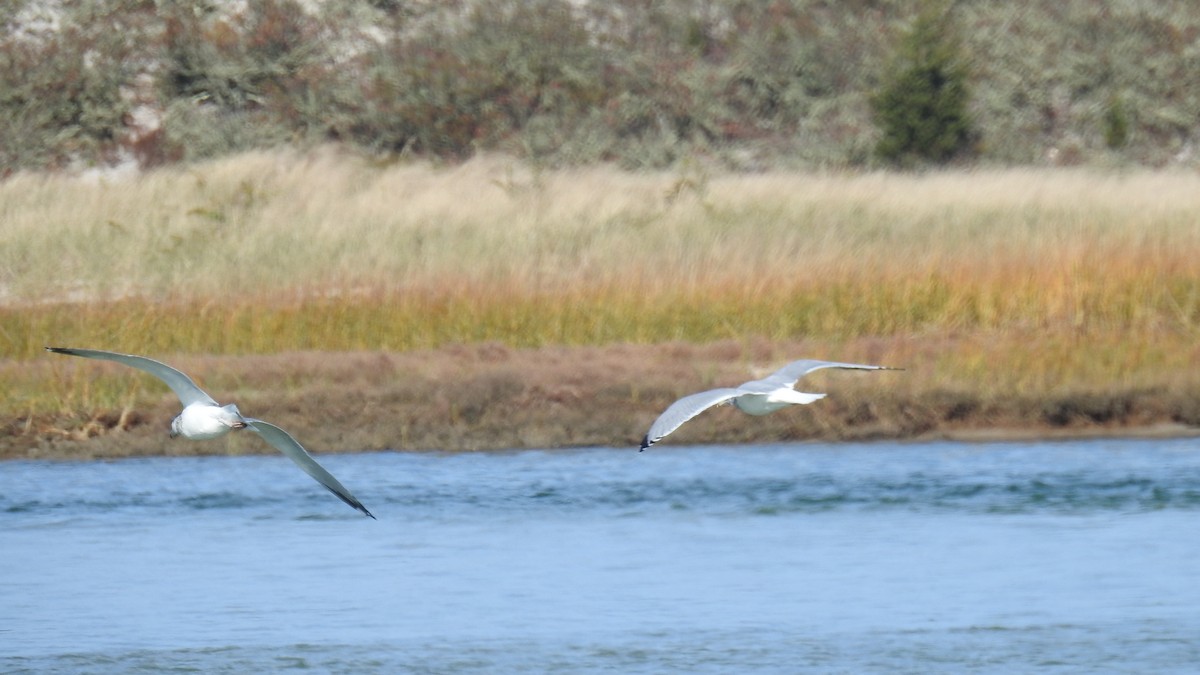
[47,347,375,519]
[640,358,900,451]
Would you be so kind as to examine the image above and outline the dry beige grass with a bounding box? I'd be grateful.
[4,148,1199,303]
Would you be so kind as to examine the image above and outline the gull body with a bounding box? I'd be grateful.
[640,358,899,451]
[46,347,375,519]
[173,402,248,440]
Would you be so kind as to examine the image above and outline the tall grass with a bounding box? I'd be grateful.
[4,150,1200,419]
[4,150,1199,325]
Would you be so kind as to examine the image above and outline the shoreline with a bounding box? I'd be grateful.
[914,423,1200,444]
[10,426,1200,461]
[8,424,1200,463]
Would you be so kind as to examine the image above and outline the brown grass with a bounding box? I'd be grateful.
[6,336,1200,460]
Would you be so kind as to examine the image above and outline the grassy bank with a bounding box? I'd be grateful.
[3,152,1200,454]
[6,338,1200,460]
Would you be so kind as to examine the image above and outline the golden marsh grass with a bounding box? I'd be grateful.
[3,153,1198,326]
[3,150,1200,448]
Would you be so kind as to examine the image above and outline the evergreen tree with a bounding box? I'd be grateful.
[872,3,975,166]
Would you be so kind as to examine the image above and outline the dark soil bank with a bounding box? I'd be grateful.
[7,342,1200,460]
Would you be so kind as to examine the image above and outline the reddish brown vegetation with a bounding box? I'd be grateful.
[8,340,1198,461]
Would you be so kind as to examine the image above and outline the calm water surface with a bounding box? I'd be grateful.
[2,439,1199,673]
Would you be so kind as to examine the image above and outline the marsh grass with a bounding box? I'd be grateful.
[4,151,1200,430]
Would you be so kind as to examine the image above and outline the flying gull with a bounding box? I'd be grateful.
[47,347,375,518]
[640,358,900,451]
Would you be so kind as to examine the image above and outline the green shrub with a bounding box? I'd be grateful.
[871,3,975,166]
[1103,95,1130,150]
[0,2,140,170]
[156,0,324,160]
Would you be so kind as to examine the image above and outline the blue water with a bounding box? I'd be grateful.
[2,439,1199,673]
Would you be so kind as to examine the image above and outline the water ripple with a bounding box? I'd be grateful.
[3,440,1200,520]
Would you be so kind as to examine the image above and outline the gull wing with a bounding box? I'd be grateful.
[245,418,375,519]
[749,359,897,390]
[640,388,743,451]
[46,347,218,407]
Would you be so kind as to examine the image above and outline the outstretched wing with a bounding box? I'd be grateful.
[750,359,897,391]
[640,388,743,451]
[46,347,217,407]
[245,418,375,519]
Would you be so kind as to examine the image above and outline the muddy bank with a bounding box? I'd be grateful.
[6,341,1200,460]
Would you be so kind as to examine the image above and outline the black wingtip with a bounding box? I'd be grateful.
[348,500,376,520]
[46,347,85,358]
[349,500,376,520]
[321,485,376,519]
[639,435,653,452]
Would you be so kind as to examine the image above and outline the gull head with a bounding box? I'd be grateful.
[221,403,248,429]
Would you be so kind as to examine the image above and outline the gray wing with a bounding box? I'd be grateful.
[245,418,375,519]
[46,347,217,407]
[640,388,743,451]
[750,359,896,390]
